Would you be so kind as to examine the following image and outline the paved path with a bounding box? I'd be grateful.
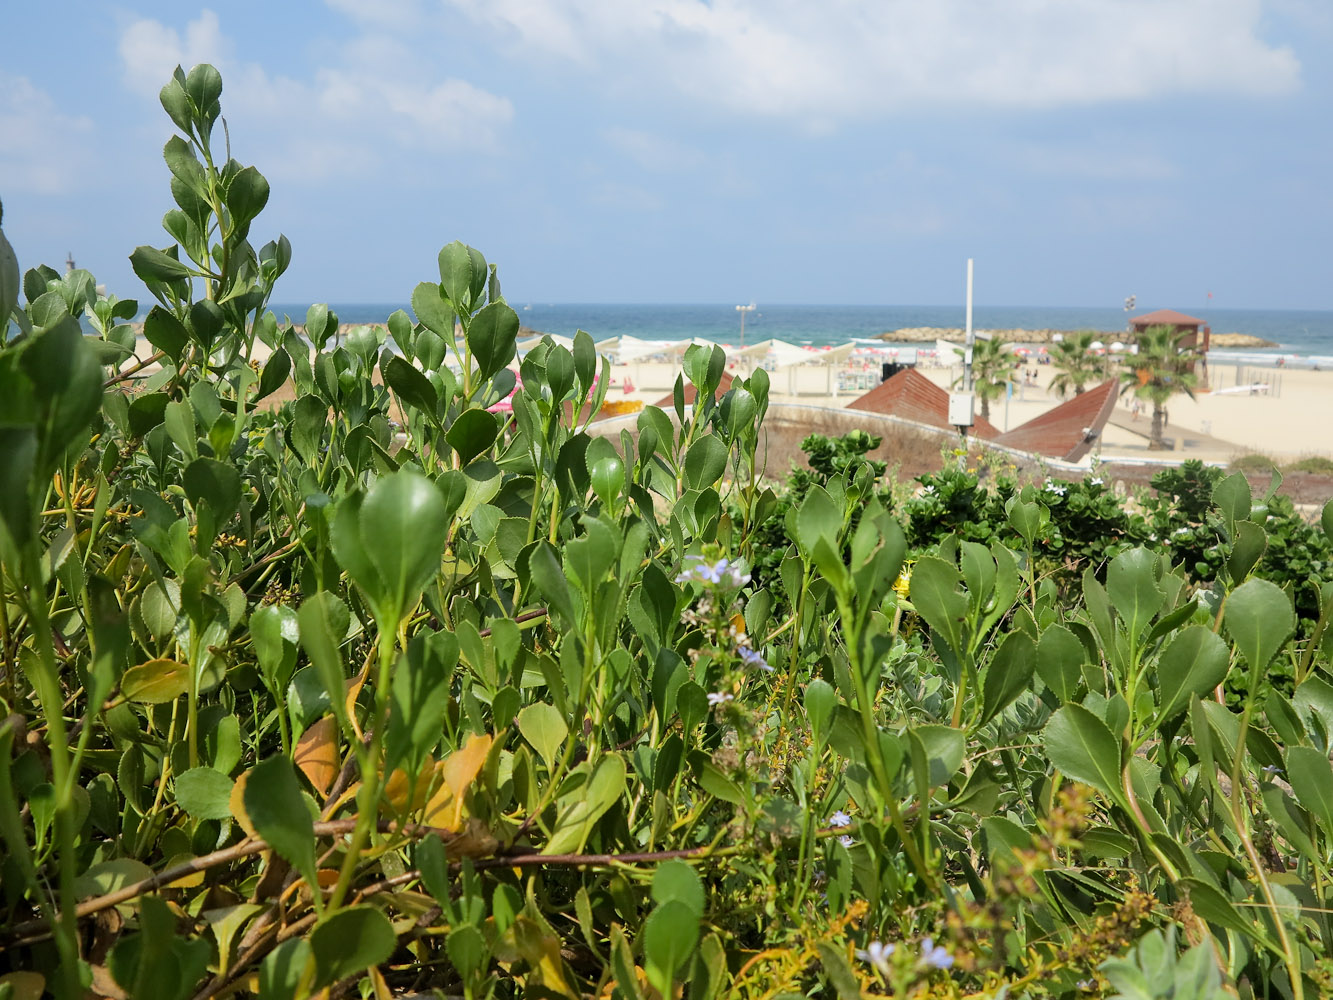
[1105,407,1238,453]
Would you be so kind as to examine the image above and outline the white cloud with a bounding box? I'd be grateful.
[0,73,95,195]
[603,128,705,171]
[443,0,1300,124]
[118,9,229,98]
[117,11,514,180]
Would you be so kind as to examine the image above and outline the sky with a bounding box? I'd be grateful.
[2,1,1331,310]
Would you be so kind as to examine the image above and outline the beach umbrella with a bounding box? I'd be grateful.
[1089,340,1105,350]
[1110,341,1127,352]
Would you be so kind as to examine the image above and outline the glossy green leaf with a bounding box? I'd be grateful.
[1105,547,1164,641]
[445,407,499,466]
[1224,577,1294,670]
[243,756,318,890]
[642,899,699,997]
[183,456,241,524]
[1042,703,1124,804]
[466,301,518,380]
[683,434,728,491]
[980,629,1036,724]
[804,679,836,749]
[517,702,568,771]
[309,905,397,988]
[174,766,234,820]
[1035,624,1085,704]
[1287,746,1333,833]
[1155,625,1229,722]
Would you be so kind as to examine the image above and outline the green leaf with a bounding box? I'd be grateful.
[130,245,193,282]
[257,938,311,1000]
[642,900,699,998]
[466,302,519,380]
[1225,578,1294,671]
[446,924,488,982]
[794,485,839,560]
[143,306,188,361]
[516,702,568,771]
[1042,703,1125,804]
[980,630,1036,724]
[1212,472,1251,527]
[411,281,455,341]
[1036,624,1085,704]
[386,631,458,775]
[383,355,438,415]
[683,434,728,491]
[1155,625,1229,722]
[445,407,499,466]
[1226,519,1267,583]
[335,470,447,628]
[225,165,269,227]
[250,604,299,695]
[1105,547,1164,642]
[530,541,577,628]
[297,592,351,730]
[543,753,626,855]
[804,679,836,749]
[438,241,487,313]
[1287,746,1333,834]
[309,905,397,988]
[242,756,318,890]
[652,859,705,918]
[183,457,242,524]
[121,658,190,704]
[1,222,21,329]
[907,556,968,662]
[255,348,291,401]
[185,63,223,120]
[1322,498,1333,546]
[174,766,234,820]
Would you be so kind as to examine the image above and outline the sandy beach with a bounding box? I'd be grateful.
[126,333,1333,466]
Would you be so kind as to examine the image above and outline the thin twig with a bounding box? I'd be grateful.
[104,350,167,387]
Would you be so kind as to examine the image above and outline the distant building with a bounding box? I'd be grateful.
[1127,308,1210,386]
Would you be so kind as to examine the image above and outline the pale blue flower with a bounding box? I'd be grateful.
[738,645,773,672]
[856,941,894,974]
[920,937,953,970]
[828,810,852,828]
[839,835,854,847]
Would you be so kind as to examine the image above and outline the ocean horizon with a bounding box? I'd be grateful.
[265,303,1333,356]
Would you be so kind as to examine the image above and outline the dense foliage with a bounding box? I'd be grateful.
[3,66,1333,1000]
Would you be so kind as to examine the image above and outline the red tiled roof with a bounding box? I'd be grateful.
[1129,309,1205,328]
[654,372,735,408]
[846,368,1000,439]
[993,378,1119,462]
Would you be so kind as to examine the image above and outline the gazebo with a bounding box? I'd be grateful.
[1128,308,1211,386]
[1128,309,1210,352]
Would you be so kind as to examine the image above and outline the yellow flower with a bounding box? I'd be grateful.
[893,562,914,599]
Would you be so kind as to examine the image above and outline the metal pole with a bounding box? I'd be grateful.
[963,258,975,391]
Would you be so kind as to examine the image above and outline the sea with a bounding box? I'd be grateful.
[272,302,1333,361]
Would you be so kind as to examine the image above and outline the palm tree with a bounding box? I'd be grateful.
[1049,330,1110,398]
[1120,325,1198,450]
[953,336,1015,422]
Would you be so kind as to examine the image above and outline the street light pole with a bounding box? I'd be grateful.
[735,303,756,350]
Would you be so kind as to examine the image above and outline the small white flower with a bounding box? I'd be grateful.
[828,810,852,828]
[856,941,895,974]
[838,835,854,847]
[706,691,734,707]
[1090,477,1104,485]
[1173,526,1192,536]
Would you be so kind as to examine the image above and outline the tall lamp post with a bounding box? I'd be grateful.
[736,303,756,350]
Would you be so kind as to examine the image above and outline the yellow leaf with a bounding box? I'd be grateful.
[423,733,492,831]
[229,769,258,838]
[382,766,435,814]
[345,667,367,740]
[295,716,340,797]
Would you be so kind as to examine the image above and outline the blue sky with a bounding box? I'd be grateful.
[2,1,1331,309]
